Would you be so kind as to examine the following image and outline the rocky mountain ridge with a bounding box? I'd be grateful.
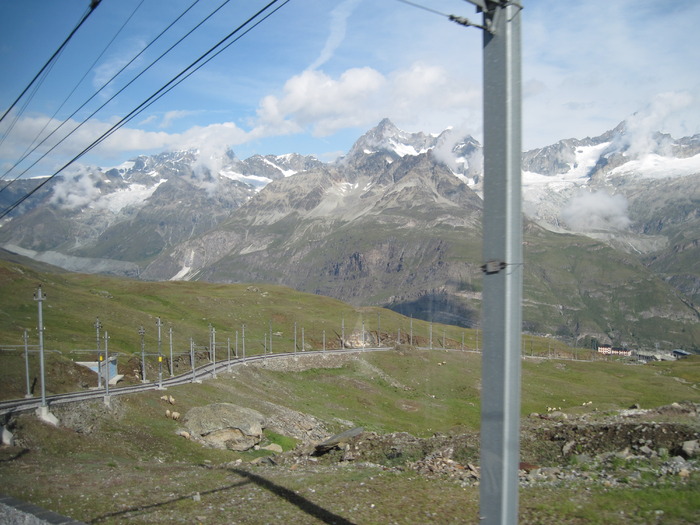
[0,119,698,349]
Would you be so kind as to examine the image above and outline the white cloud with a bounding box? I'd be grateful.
[255,63,478,139]
[618,92,694,157]
[159,110,199,129]
[308,0,361,71]
[49,166,102,210]
[561,190,631,231]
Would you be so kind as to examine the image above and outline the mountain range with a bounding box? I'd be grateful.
[1,118,698,350]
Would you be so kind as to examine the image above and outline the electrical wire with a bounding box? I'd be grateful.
[2,0,147,183]
[393,0,450,18]
[0,0,292,220]
[0,1,101,127]
[0,0,205,191]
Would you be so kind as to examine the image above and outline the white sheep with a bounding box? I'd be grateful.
[168,395,175,405]
[171,411,180,421]
[166,409,171,419]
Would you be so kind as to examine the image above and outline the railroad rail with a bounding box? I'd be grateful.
[0,347,392,416]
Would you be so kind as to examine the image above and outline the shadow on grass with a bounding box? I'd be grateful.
[88,479,251,523]
[231,468,356,525]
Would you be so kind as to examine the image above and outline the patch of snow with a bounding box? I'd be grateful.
[220,169,272,190]
[609,153,700,179]
[453,172,470,185]
[94,179,166,213]
[262,157,296,177]
[170,250,195,281]
[391,142,418,157]
[522,143,610,193]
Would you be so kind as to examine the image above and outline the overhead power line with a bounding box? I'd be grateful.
[0,0,222,193]
[0,0,292,220]
[1,0,147,184]
[0,1,102,128]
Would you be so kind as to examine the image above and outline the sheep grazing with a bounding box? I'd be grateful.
[177,430,191,440]
[166,409,172,418]
[160,395,169,402]
[168,395,175,405]
[171,411,180,421]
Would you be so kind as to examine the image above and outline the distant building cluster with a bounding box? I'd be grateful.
[596,344,691,362]
[596,344,632,357]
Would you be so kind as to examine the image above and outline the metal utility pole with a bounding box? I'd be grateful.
[473,1,523,524]
[104,331,110,401]
[190,338,197,382]
[34,286,47,408]
[156,317,163,387]
[95,317,102,388]
[139,326,146,382]
[211,325,217,378]
[23,329,31,398]
[169,326,174,377]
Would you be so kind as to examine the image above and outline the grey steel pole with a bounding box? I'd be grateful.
[479,1,523,524]
[95,317,102,388]
[156,317,163,387]
[34,286,47,408]
[301,327,305,351]
[104,331,110,397]
[341,317,344,348]
[23,329,31,398]
[139,326,146,382]
[242,324,246,359]
[294,322,297,353]
[190,338,196,382]
[227,337,231,372]
[169,326,174,377]
[211,326,217,378]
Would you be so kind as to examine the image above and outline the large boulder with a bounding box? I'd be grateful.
[183,403,266,451]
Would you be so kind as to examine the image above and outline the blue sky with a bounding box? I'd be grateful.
[1,0,699,177]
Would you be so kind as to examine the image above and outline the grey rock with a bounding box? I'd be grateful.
[183,403,266,451]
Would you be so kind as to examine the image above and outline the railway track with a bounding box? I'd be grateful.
[0,347,390,416]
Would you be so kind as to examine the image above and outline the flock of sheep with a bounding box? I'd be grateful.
[160,394,180,420]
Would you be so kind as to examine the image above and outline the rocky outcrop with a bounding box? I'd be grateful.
[183,403,265,451]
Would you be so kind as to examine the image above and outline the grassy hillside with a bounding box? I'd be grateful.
[0,252,589,401]
[0,349,698,524]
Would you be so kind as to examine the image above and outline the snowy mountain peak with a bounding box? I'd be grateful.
[343,119,436,162]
